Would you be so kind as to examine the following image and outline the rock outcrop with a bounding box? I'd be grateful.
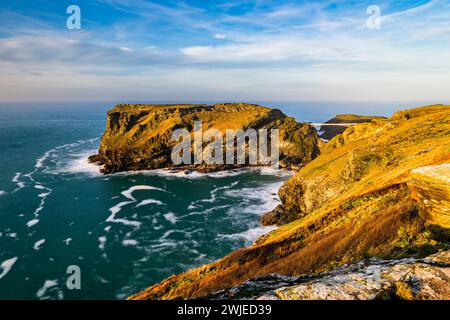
[209,250,450,300]
[129,105,450,300]
[274,250,450,300]
[90,103,321,174]
[409,164,450,237]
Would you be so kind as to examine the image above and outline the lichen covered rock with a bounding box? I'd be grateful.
[274,250,450,300]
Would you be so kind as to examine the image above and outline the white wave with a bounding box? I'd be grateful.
[38,192,50,198]
[106,185,166,227]
[0,190,6,196]
[6,233,17,238]
[109,201,133,216]
[51,149,102,177]
[26,219,40,228]
[211,181,239,194]
[104,226,111,232]
[161,229,177,239]
[122,239,138,246]
[36,279,58,299]
[33,239,46,250]
[225,181,283,215]
[182,204,231,218]
[97,276,109,284]
[116,167,251,179]
[98,236,107,250]
[32,188,51,217]
[150,240,178,251]
[12,139,101,227]
[12,172,26,192]
[220,226,277,246]
[106,201,141,227]
[135,199,164,207]
[121,185,166,201]
[63,238,72,245]
[188,181,240,208]
[0,257,18,280]
[258,167,294,177]
[163,212,178,224]
[35,149,54,170]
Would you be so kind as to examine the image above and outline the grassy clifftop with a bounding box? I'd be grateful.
[130,104,450,300]
[90,103,320,173]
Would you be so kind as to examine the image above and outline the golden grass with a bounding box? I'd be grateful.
[129,105,450,300]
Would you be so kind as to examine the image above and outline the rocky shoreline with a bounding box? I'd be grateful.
[91,103,450,300]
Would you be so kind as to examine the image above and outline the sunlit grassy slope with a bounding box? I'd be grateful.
[130,104,450,300]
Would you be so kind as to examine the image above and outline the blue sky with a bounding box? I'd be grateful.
[0,0,449,102]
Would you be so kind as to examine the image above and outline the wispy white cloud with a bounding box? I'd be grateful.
[0,0,449,102]
[382,0,440,23]
[213,33,227,40]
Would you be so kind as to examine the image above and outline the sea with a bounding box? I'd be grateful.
[0,100,427,299]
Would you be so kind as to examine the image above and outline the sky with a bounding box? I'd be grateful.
[0,0,449,102]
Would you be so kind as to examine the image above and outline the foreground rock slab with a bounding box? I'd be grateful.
[209,250,450,300]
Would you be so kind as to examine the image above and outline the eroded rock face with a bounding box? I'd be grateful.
[209,251,450,300]
[409,164,450,237]
[90,103,321,174]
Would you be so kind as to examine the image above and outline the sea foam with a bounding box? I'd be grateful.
[0,257,18,280]
[33,239,46,251]
[106,185,167,227]
[220,225,277,246]
[36,279,58,299]
[136,199,164,207]
[26,219,40,228]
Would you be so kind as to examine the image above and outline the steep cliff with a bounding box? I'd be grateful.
[130,104,450,300]
[90,103,321,173]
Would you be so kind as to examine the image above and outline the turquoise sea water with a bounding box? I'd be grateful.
[0,101,416,299]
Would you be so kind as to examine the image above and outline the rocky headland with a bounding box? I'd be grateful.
[89,103,321,174]
[319,114,386,141]
[92,103,450,300]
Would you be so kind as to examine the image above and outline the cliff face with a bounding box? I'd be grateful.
[409,164,450,237]
[90,103,321,173]
[130,104,450,300]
